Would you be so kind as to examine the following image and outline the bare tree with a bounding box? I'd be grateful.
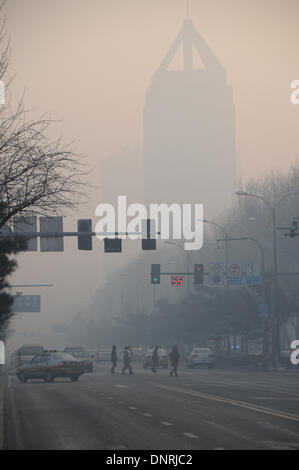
[0,1,90,336]
[0,110,89,228]
[0,2,89,229]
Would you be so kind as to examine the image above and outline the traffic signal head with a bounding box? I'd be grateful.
[194,264,204,284]
[78,219,92,250]
[104,238,122,253]
[151,264,160,284]
[142,219,156,251]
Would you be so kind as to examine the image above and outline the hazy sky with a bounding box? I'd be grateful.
[3,0,299,350]
[5,0,299,181]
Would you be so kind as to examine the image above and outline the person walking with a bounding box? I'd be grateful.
[169,345,179,377]
[110,345,117,374]
[122,346,134,375]
[152,345,159,373]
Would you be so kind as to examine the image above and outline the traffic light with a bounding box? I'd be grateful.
[142,219,156,251]
[78,219,92,250]
[194,264,204,284]
[104,238,122,253]
[151,264,160,284]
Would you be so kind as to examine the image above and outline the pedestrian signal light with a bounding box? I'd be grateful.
[194,264,204,284]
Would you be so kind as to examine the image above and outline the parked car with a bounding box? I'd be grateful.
[64,346,93,372]
[187,348,215,369]
[143,348,169,369]
[16,350,85,383]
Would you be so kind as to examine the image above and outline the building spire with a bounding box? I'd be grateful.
[186,0,190,19]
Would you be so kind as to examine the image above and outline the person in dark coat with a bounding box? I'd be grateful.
[122,346,134,375]
[110,345,117,374]
[151,345,159,373]
[169,345,179,377]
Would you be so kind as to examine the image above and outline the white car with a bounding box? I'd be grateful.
[187,348,215,369]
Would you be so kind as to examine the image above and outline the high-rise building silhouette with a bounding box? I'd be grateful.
[143,19,236,215]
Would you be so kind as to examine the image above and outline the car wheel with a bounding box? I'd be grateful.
[18,372,27,384]
[71,375,79,382]
[45,371,54,383]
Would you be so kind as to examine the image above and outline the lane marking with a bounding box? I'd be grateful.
[129,406,137,410]
[153,384,299,423]
[143,413,152,417]
[117,401,124,405]
[160,421,173,426]
[106,444,128,450]
[183,432,198,439]
[115,385,130,389]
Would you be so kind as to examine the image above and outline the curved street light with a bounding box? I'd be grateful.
[235,188,299,367]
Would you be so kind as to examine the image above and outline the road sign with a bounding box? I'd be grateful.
[209,263,225,286]
[246,262,261,285]
[13,216,37,251]
[258,303,269,318]
[40,217,64,252]
[227,263,242,286]
[12,295,41,313]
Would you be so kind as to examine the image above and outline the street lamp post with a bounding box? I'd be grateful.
[217,236,268,367]
[201,219,230,288]
[236,189,299,367]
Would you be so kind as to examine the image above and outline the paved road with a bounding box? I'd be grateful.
[3,363,299,450]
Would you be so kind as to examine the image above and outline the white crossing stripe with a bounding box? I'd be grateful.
[183,432,198,439]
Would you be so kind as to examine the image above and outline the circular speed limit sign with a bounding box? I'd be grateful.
[211,263,223,274]
[210,263,224,285]
[229,264,241,276]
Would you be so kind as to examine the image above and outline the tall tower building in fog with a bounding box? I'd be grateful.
[143,19,236,215]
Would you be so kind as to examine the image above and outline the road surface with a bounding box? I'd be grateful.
[3,364,299,450]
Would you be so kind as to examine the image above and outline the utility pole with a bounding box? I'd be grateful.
[236,189,299,368]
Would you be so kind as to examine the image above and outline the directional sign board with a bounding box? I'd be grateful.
[40,217,64,252]
[209,263,225,286]
[13,216,37,251]
[227,263,242,286]
[246,262,261,286]
[12,295,41,313]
